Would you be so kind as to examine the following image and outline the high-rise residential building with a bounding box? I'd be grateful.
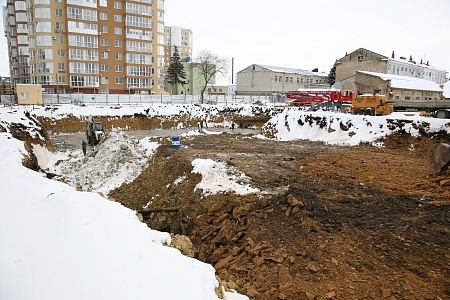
[3,0,166,95]
[164,26,192,66]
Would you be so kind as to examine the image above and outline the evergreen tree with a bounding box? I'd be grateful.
[327,62,336,86]
[165,46,187,94]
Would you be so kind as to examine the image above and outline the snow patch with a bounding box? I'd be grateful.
[192,158,259,196]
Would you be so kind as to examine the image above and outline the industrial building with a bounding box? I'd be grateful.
[236,64,329,97]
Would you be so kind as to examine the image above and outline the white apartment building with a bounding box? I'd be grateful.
[164,25,192,66]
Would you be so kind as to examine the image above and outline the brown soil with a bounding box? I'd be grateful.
[110,132,450,300]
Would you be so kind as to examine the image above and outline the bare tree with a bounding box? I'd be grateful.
[194,50,228,103]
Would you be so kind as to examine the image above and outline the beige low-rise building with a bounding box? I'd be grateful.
[16,84,43,105]
[236,64,329,96]
[355,71,444,109]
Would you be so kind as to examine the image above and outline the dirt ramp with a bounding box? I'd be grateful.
[110,145,211,234]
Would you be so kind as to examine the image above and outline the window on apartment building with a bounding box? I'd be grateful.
[358,55,363,61]
[55,9,63,16]
[274,76,277,81]
[285,77,289,83]
[101,52,108,59]
[100,12,107,20]
[116,77,123,84]
[58,75,65,83]
[114,1,122,9]
[115,53,123,60]
[114,14,122,22]
[405,96,410,100]
[416,97,420,100]
[100,26,108,33]
[58,62,65,70]
[296,78,299,83]
[100,39,108,46]
[57,36,64,43]
[101,64,109,71]
[115,65,123,72]
[114,40,122,47]
[114,27,122,35]
[279,77,282,83]
[57,49,64,56]
[300,78,303,83]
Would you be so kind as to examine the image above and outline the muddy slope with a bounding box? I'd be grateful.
[110,132,450,300]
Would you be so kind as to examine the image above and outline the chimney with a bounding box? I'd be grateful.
[409,55,413,62]
[427,61,429,66]
[420,59,423,64]
[391,50,395,59]
[345,52,348,56]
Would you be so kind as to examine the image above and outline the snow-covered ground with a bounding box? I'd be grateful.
[262,109,450,146]
[1,103,450,300]
[0,105,250,300]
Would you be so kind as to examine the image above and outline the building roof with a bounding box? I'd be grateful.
[257,65,328,77]
[357,71,443,92]
[385,58,446,72]
[444,81,450,98]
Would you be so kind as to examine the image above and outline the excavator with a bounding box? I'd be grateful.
[86,115,104,146]
[427,143,450,175]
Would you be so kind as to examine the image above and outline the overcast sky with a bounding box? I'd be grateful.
[164,0,450,84]
[1,0,449,83]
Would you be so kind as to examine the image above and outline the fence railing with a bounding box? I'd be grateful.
[42,93,287,106]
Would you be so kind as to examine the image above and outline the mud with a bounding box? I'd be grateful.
[109,132,450,300]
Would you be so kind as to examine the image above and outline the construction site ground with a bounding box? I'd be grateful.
[52,129,450,300]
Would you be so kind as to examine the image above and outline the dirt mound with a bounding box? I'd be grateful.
[109,132,449,300]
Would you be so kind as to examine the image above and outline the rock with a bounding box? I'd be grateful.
[331,257,338,266]
[243,284,259,298]
[306,263,319,273]
[285,207,292,217]
[230,246,242,256]
[291,205,301,214]
[381,288,392,298]
[287,194,305,208]
[252,255,265,266]
[232,203,252,219]
[229,264,248,275]
[215,255,234,270]
[325,290,336,299]
[168,234,195,257]
[305,291,316,300]
[210,246,228,263]
[278,265,292,285]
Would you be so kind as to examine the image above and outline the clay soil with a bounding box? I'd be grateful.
[108,132,450,300]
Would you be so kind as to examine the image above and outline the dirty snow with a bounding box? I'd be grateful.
[264,110,450,146]
[50,130,150,195]
[192,158,260,196]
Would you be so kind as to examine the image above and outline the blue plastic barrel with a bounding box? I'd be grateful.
[172,136,180,149]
